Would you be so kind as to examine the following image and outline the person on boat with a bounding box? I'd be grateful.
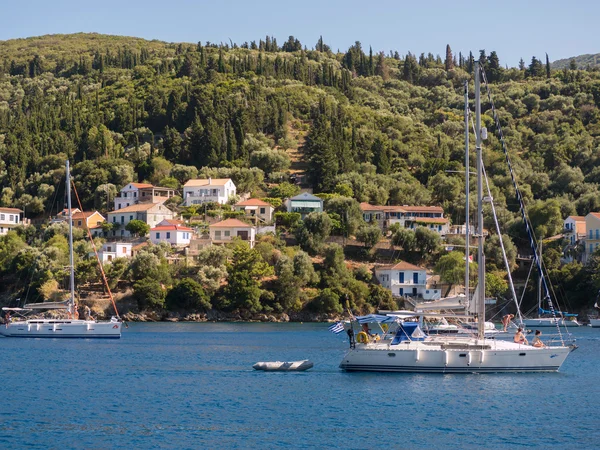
[532,330,545,348]
[85,305,93,320]
[501,314,514,331]
[514,327,528,345]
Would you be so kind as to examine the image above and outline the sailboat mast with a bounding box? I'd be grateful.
[464,81,470,304]
[475,62,485,340]
[66,160,76,312]
[538,240,542,317]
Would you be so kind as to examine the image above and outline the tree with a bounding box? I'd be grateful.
[295,212,332,254]
[166,278,211,311]
[435,251,467,297]
[133,277,166,309]
[545,53,551,78]
[444,45,454,71]
[414,226,441,257]
[313,288,343,314]
[484,234,517,271]
[356,224,382,249]
[269,182,300,199]
[125,219,150,237]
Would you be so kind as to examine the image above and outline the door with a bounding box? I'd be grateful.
[413,272,419,284]
[237,230,249,241]
[399,272,404,283]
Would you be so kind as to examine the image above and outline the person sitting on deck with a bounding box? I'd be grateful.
[514,327,528,345]
[501,314,515,332]
[532,330,545,348]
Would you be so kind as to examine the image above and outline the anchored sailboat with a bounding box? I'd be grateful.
[338,62,575,373]
[1,160,122,338]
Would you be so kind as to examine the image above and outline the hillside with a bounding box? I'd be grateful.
[1,33,600,315]
[552,53,600,69]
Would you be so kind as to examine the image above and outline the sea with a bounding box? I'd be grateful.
[1,323,599,449]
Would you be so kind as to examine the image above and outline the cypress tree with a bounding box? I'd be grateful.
[545,53,551,78]
[444,45,454,71]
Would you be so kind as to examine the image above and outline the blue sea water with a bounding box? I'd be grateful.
[1,323,599,449]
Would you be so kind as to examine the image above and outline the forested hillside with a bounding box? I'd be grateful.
[552,53,600,70]
[1,33,600,316]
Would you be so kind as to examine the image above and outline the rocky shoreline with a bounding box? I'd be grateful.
[121,310,341,323]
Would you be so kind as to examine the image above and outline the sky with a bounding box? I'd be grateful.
[0,0,597,67]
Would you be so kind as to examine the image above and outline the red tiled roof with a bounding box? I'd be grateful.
[236,198,271,207]
[151,225,193,232]
[210,218,253,228]
[401,205,444,213]
[109,203,163,213]
[408,217,449,224]
[567,216,585,221]
[376,261,426,271]
[588,212,600,219]
[72,211,104,220]
[0,207,24,213]
[130,183,154,189]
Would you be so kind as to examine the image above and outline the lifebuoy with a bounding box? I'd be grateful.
[357,331,369,344]
[381,324,389,333]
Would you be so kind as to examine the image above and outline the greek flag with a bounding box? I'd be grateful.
[328,322,345,334]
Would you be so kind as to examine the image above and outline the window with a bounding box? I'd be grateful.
[215,230,221,238]
[399,272,405,283]
[591,244,594,253]
[77,220,82,226]
[260,208,265,214]
[0,214,4,220]
[135,192,138,197]
[9,215,13,221]
[120,216,124,224]
[166,232,171,239]
[156,232,160,239]
[122,247,127,254]
[224,230,230,237]
[590,230,593,239]
[130,215,133,221]
[107,246,112,252]
[113,216,116,223]
[597,229,599,239]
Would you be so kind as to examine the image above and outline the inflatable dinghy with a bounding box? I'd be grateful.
[252,360,313,372]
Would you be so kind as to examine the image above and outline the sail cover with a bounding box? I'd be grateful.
[538,308,577,317]
[22,301,69,310]
[355,314,399,324]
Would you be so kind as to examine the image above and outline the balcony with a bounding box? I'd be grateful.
[391,279,427,286]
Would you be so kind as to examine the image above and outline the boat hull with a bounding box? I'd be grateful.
[0,319,122,338]
[339,341,571,373]
[522,318,580,328]
[589,318,600,328]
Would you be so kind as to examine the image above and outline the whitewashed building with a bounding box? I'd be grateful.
[114,183,176,211]
[209,218,256,248]
[0,207,24,235]
[107,203,174,238]
[97,242,133,263]
[375,261,441,300]
[360,203,449,235]
[286,192,323,218]
[235,198,275,223]
[150,224,194,247]
[182,178,236,206]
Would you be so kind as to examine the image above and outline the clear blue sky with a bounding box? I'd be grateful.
[1,0,597,66]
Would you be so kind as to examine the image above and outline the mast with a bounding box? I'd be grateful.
[464,81,470,305]
[66,160,76,314]
[475,62,485,340]
[537,239,542,318]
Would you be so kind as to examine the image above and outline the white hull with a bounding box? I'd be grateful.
[0,318,121,338]
[253,360,313,371]
[522,318,580,328]
[339,339,571,373]
[589,318,600,328]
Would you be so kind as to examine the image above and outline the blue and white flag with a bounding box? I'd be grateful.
[328,322,345,334]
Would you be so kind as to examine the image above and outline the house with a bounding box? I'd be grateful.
[0,207,24,235]
[286,193,323,218]
[113,183,176,211]
[584,213,600,262]
[360,203,449,235]
[209,218,256,248]
[72,211,106,229]
[563,215,586,263]
[107,203,174,238]
[375,261,441,300]
[150,224,194,247]
[97,242,133,263]
[235,198,274,223]
[182,178,236,206]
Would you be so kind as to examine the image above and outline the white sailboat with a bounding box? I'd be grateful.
[338,63,575,373]
[1,160,122,338]
[589,302,600,328]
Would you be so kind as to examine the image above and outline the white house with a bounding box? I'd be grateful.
[114,183,176,210]
[286,192,323,218]
[150,224,194,247]
[107,203,174,238]
[563,215,585,263]
[235,198,274,223]
[0,207,24,235]
[97,242,132,263]
[209,218,256,248]
[375,261,441,300]
[182,178,236,206]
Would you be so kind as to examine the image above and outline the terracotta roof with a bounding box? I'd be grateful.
[210,218,253,228]
[109,203,164,213]
[72,211,104,220]
[588,212,600,219]
[130,183,154,189]
[0,207,24,213]
[184,178,233,187]
[360,203,392,212]
[236,198,271,207]
[159,219,185,226]
[408,217,449,224]
[151,225,193,232]
[401,205,444,213]
[567,216,585,221]
[132,242,149,251]
[376,261,426,271]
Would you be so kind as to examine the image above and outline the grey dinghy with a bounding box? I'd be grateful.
[253,360,313,371]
